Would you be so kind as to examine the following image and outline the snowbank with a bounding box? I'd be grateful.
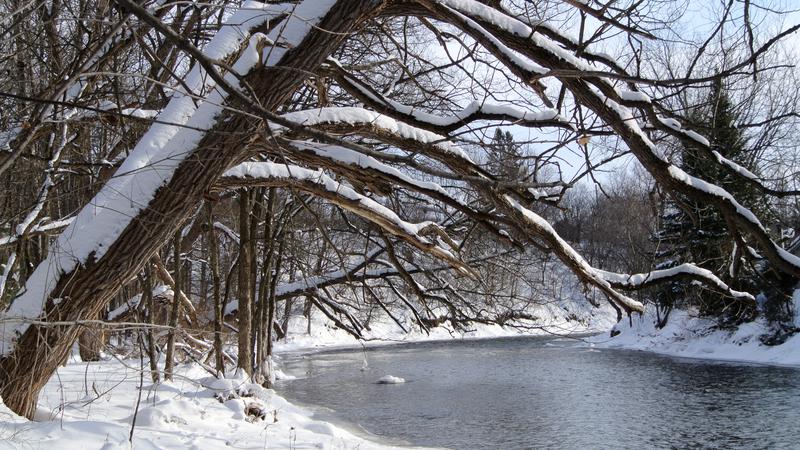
[591,290,800,367]
[0,359,410,449]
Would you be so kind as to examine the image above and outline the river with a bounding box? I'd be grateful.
[276,335,800,449]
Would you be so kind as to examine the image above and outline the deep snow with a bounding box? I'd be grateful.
[0,357,405,450]
[591,290,800,367]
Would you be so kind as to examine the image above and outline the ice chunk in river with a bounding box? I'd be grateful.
[377,375,406,384]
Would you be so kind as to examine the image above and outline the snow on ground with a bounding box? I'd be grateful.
[0,357,412,450]
[0,256,617,449]
[591,290,800,367]
[13,285,800,449]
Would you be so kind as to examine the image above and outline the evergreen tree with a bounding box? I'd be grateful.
[488,129,527,181]
[655,80,775,322]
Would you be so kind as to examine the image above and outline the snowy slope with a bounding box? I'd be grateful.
[592,290,800,367]
[274,306,613,355]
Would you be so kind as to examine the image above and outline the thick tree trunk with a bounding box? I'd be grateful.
[0,0,382,418]
[254,188,275,384]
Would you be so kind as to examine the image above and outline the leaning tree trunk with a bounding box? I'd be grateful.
[0,0,383,418]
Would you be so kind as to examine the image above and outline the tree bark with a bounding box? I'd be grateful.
[249,189,264,375]
[255,188,275,384]
[0,0,384,418]
[264,236,285,388]
[152,254,196,324]
[207,207,224,376]
[164,230,182,381]
[236,189,253,376]
[77,321,105,362]
[140,266,160,384]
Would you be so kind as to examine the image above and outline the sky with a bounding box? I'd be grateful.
[523,0,800,187]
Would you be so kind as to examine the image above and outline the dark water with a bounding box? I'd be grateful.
[276,336,800,449]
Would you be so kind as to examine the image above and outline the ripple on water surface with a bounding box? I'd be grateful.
[277,336,800,449]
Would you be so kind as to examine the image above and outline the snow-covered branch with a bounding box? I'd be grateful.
[598,265,755,301]
[1,0,386,417]
[330,59,573,134]
[257,139,518,247]
[424,0,800,279]
[219,162,474,277]
[500,196,645,313]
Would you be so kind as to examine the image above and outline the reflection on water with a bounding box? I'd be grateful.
[277,336,800,449]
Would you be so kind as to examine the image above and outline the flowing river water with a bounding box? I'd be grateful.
[276,336,800,449]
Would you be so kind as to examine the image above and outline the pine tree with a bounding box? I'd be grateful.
[655,80,774,322]
[488,129,527,181]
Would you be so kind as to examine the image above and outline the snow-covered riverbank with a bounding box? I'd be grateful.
[591,291,800,367]
[3,294,799,449]
[273,302,617,357]
[0,303,613,450]
[0,357,414,450]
